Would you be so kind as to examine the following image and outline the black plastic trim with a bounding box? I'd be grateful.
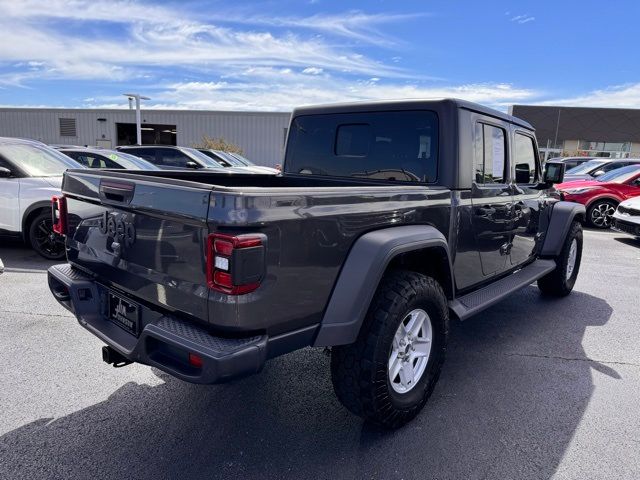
[449,259,556,320]
[313,225,452,347]
[540,201,586,257]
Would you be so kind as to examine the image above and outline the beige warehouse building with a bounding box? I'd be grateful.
[0,108,291,168]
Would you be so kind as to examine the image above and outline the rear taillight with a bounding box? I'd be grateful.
[206,233,265,295]
[51,195,67,235]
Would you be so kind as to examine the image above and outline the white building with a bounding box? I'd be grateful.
[0,108,291,167]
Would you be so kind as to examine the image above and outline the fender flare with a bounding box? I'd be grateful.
[313,225,453,347]
[540,201,586,257]
[21,200,52,240]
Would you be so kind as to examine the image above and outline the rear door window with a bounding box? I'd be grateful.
[285,111,438,182]
[473,123,507,184]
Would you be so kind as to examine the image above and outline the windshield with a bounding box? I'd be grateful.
[214,150,246,166]
[227,152,254,166]
[198,150,229,166]
[566,159,606,175]
[597,165,640,183]
[0,143,81,176]
[182,147,225,169]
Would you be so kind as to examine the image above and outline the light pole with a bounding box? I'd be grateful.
[123,93,150,145]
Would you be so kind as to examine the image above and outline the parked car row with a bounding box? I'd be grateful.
[2,137,640,262]
[0,137,277,259]
[556,163,640,229]
[563,158,640,181]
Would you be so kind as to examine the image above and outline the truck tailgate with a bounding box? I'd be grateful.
[62,171,212,322]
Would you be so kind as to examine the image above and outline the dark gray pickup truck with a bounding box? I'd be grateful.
[48,99,585,428]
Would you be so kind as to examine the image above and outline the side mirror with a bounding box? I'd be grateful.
[592,169,605,177]
[543,161,565,185]
[0,166,12,178]
[185,161,200,169]
[515,163,531,184]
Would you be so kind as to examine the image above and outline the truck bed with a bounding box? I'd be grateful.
[60,169,452,337]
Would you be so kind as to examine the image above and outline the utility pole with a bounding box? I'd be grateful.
[123,93,150,145]
[553,108,562,153]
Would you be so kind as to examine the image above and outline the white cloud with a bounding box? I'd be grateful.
[541,83,640,108]
[0,0,540,111]
[510,14,535,24]
[127,75,538,112]
[0,0,409,86]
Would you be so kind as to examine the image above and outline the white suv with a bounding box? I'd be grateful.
[0,137,82,259]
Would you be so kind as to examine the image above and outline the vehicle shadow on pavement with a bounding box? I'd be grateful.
[0,287,613,480]
[0,241,59,272]
[613,235,640,248]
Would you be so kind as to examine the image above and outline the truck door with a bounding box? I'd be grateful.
[470,121,512,277]
[510,130,543,267]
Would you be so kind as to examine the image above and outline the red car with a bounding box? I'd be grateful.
[557,165,640,228]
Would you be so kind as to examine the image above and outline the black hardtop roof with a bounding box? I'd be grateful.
[291,98,534,130]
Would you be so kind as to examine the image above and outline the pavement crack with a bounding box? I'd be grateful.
[502,351,640,368]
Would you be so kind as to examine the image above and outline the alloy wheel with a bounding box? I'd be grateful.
[32,217,65,258]
[590,202,616,228]
[388,308,433,394]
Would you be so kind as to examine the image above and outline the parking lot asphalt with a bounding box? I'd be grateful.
[0,229,639,480]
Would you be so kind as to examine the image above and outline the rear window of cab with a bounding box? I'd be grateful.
[285,111,439,183]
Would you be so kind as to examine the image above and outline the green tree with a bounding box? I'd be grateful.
[194,135,243,154]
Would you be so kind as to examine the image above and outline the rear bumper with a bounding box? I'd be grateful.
[47,263,270,384]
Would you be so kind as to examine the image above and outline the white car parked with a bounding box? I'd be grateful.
[0,137,83,259]
[612,197,640,238]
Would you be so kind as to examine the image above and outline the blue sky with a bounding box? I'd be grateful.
[0,0,639,111]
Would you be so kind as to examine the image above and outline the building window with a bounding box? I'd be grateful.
[59,118,77,137]
[578,141,631,152]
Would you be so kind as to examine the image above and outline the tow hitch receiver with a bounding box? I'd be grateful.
[102,346,132,368]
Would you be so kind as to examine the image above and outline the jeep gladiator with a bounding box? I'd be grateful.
[48,99,585,428]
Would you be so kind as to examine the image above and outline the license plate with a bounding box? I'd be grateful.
[108,292,139,336]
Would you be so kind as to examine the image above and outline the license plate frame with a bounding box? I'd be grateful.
[107,291,140,336]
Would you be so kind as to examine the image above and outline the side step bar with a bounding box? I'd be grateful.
[449,259,556,320]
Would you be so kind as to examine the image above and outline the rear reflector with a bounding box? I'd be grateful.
[188,353,203,369]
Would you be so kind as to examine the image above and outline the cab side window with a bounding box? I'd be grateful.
[474,123,507,184]
[514,133,538,184]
